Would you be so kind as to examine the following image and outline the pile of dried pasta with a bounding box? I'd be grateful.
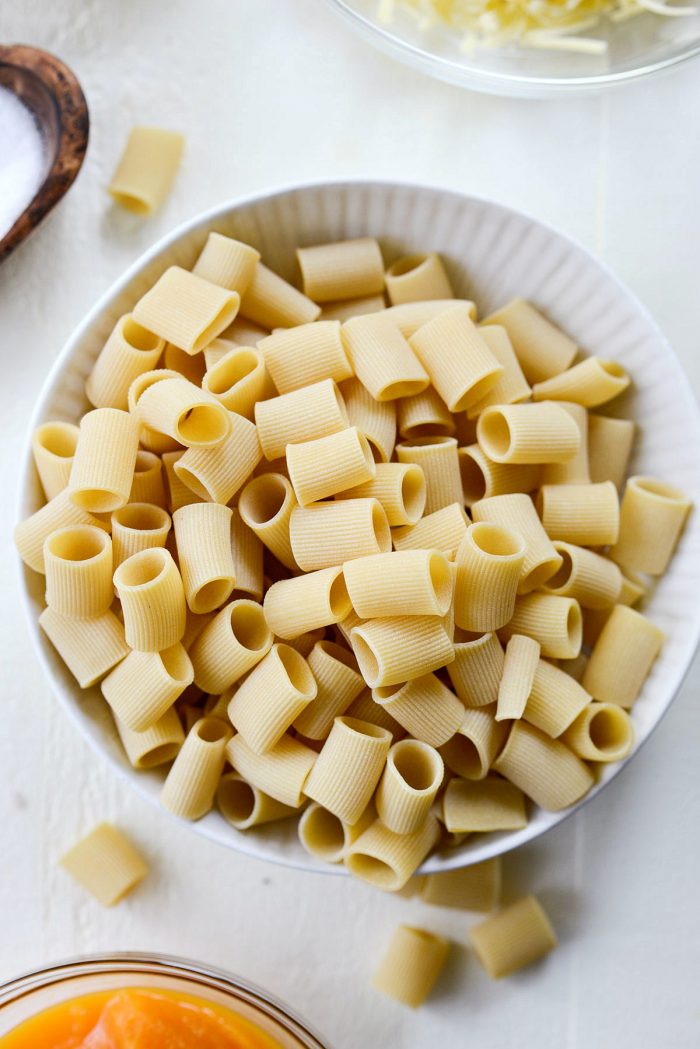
[16,231,692,897]
[380,0,697,55]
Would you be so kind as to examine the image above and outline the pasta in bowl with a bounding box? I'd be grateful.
[16,180,700,884]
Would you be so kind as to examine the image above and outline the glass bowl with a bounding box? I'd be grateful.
[0,953,327,1047]
[325,0,700,96]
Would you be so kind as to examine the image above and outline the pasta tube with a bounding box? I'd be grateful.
[31,422,79,501]
[290,498,391,572]
[226,733,317,808]
[610,476,692,575]
[458,444,539,507]
[466,325,531,417]
[192,233,260,293]
[532,356,630,407]
[69,408,140,513]
[162,451,203,513]
[44,525,113,619]
[343,549,452,618]
[588,415,635,489]
[115,706,184,769]
[385,252,453,305]
[189,598,273,693]
[238,473,298,570]
[174,411,261,504]
[230,508,264,601]
[439,705,508,780]
[163,342,206,385]
[345,687,406,738]
[561,701,634,762]
[376,740,444,835]
[287,427,375,505]
[129,451,167,508]
[477,402,580,465]
[351,617,454,688]
[541,541,622,609]
[114,547,186,652]
[492,720,593,811]
[294,640,365,739]
[339,377,396,463]
[304,716,392,825]
[373,925,450,1008]
[101,643,194,731]
[384,299,477,339]
[537,481,620,546]
[582,605,664,707]
[321,295,386,322]
[453,523,525,632]
[500,594,582,660]
[442,776,527,833]
[108,126,184,215]
[259,321,352,394]
[447,632,504,707]
[471,494,562,593]
[524,659,590,737]
[341,313,429,401]
[132,266,239,354]
[497,635,540,721]
[39,606,129,689]
[392,502,468,557]
[240,262,320,329]
[173,503,235,613]
[345,813,441,891]
[298,802,374,864]
[336,462,426,527]
[228,643,317,753]
[539,402,590,486]
[421,858,501,912]
[59,823,148,907]
[398,386,455,441]
[481,298,577,384]
[217,771,298,830]
[470,896,557,978]
[297,237,384,302]
[409,305,503,412]
[86,314,164,411]
[372,673,463,747]
[395,435,463,515]
[111,503,171,570]
[134,376,231,448]
[160,717,231,820]
[202,345,267,419]
[255,379,348,461]
[263,567,351,639]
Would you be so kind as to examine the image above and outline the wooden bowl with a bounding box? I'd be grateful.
[0,45,89,263]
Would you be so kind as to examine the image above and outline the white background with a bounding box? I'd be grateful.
[2,2,700,1046]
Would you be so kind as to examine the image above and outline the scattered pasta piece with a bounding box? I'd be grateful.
[108,126,184,216]
[373,925,450,1007]
[59,823,148,906]
[470,895,557,979]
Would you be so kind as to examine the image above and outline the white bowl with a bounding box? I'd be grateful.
[18,179,700,874]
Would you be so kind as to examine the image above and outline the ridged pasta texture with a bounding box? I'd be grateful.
[19,237,689,887]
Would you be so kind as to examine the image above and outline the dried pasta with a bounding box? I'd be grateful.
[492,720,594,811]
[227,733,317,808]
[160,717,231,820]
[385,252,453,305]
[173,503,235,613]
[294,640,365,739]
[442,776,527,833]
[524,658,590,737]
[481,298,577,384]
[343,549,452,619]
[392,502,468,556]
[351,616,454,688]
[439,705,507,780]
[500,593,582,660]
[421,858,501,912]
[32,421,80,502]
[497,635,540,721]
[238,473,298,570]
[60,822,148,906]
[336,462,426,527]
[447,632,504,707]
[111,503,171,570]
[129,450,167,508]
[202,345,268,419]
[259,321,352,394]
[108,126,183,215]
[453,522,525,632]
[398,386,456,440]
[115,707,185,770]
[132,266,239,354]
[192,233,260,293]
[471,494,562,593]
[114,547,186,652]
[470,896,557,979]
[101,643,193,732]
[255,379,348,461]
[69,407,140,513]
[304,716,392,825]
[39,606,129,688]
[610,476,692,575]
[477,402,580,465]
[373,673,463,747]
[217,771,299,830]
[345,813,441,891]
[532,356,630,407]
[189,598,273,693]
[467,325,531,417]
[86,315,164,411]
[44,525,113,619]
[339,376,397,463]
[297,238,384,302]
[287,427,375,505]
[373,925,449,1008]
[537,480,619,546]
[228,643,317,753]
[376,739,444,834]
[395,435,463,516]
[582,605,665,708]
[541,541,622,609]
[134,375,231,449]
[342,312,429,401]
[290,498,391,571]
[588,415,635,488]
[264,567,351,639]
[240,262,320,329]
[409,305,503,412]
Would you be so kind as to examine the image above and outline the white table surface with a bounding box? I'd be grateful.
[2,3,700,1046]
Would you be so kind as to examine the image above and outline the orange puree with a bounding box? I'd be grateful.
[0,987,284,1049]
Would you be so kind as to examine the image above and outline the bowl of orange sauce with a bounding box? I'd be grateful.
[0,953,327,1049]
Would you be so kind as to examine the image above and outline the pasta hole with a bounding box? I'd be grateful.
[122,316,162,352]
[387,253,427,278]
[328,573,352,619]
[172,464,211,502]
[346,854,398,890]
[239,475,289,525]
[400,435,455,449]
[566,601,583,649]
[392,742,442,791]
[114,503,169,532]
[218,776,257,825]
[47,526,108,563]
[381,380,428,400]
[134,450,159,475]
[195,717,229,743]
[371,502,392,553]
[339,716,390,740]
[429,552,453,614]
[36,422,78,458]
[207,349,259,394]
[440,734,484,780]
[229,603,271,651]
[357,431,376,475]
[301,805,345,860]
[110,190,151,215]
[632,477,687,502]
[317,640,358,670]
[546,549,574,590]
[116,548,169,587]
[470,522,523,558]
[373,683,403,703]
[278,645,316,697]
[459,452,486,504]
[194,577,234,614]
[479,410,511,459]
[589,706,631,754]
[600,360,627,379]
[523,556,564,592]
[401,466,426,522]
[351,633,380,687]
[159,643,192,684]
[177,404,229,445]
[137,743,180,768]
[71,487,124,514]
[366,437,386,464]
[193,300,239,353]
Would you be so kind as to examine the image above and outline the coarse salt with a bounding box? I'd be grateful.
[0,85,46,240]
